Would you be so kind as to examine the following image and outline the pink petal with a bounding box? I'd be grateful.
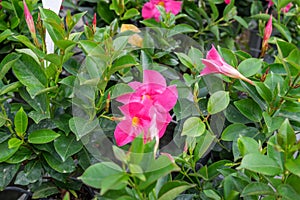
[114,120,139,146]
[156,85,178,111]
[224,0,230,4]
[206,45,224,64]
[142,2,159,20]
[116,93,132,104]
[143,70,166,88]
[200,59,221,76]
[165,0,182,15]
[128,81,142,90]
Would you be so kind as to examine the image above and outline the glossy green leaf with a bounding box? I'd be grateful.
[54,134,83,162]
[277,119,296,151]
[233,15,248,28]
[285,157,300,177]
[255,82,273,103]
[79,162,124,189]
[181,117,205,137]
[69,117,98,140]
[286,49,300,70]
[0,53,21,80]
[28,129,60,144]
[234,98,262,122]
[169,24,197,37]
[225,104,252,124]
[195,131,216,160]
[238,58,262,77]
[43,152,75,173]
[175,52,194,69]
[207,91,230,114]
[14,160,42,185]
[110,54,137,74]
[8,138,23,149]
[239,153,281,176]
[203,189,221,200]
[5,146,32,164]
[14,107,28,136]
[277,184,300,200]
[241,182,274,197]
[0,163,20,190]
[0,141,19,162]
[237,136,260,156]
[158,181,195,200]
[121,8,140,20]
[13,55,47,98]
[32,183,60,199]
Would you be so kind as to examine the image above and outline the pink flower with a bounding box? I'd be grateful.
[224,0,230,4]
[142,0,182,21]
[282,3,292,13]
[114,70,178,146]
[92,13,97,33]
[261,15,272,57]
[266,0,274,8]
[200,45,254,85]
[117,70,178,111]
[23,0,36,37]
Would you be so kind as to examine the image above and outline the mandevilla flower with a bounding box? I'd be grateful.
[142,0,182,21]
[114,70,178,146]
[23,0,36,38]
[261,15,272,57]
[282,3,292,13]
[200,45,254,85]
[117,70,178,111]
[224,0,230,4]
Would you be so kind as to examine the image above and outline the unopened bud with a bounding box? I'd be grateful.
[92,13,97,33]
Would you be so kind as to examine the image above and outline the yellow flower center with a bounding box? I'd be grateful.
[132,116,140,127]
[142,94,151,101]
[158,1,165,7]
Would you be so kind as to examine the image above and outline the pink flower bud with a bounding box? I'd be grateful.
[92,13,97,33]
[281,3,292,13]
[261,15,272,56]
[23,0,36,37]
[200,45,254,85]
[224,0,230,4]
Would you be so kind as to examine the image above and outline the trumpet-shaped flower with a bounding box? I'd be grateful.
[114,70,178,146]
[142,0,182,21]
[23,0,36,37]
[261,15,272,57]
[224,0,230,4]
[117,70,178,111]
[200,45,254,85]
[282,3,292,13]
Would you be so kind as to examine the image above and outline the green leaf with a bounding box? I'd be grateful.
[233,15,248,28]
[241,182,274,197]
[210,25,220,41]
[169,24,197,37]
[100,173,128,195]
[69,117,98,140]
[194,131,216,160]
[32,183,60,199]
[54,134,83,162]
[276,40,297,58]
[79,162,124,189]
[234,98,262,122]
[181,117,206,137]
[0,113,6,127]
[97,1,115,24]
[238,58,262,77]
[221,124,259,141]
[129,164,145,181]
[239,153,281,176]
[175,52,194,69]
[28,129,60,144]
[237,136,260,156]
[14,160,42,185]
[13,55,47,98]
[0,29,13,43]
[158,181,195,200]
[273,23,292,43]
[225,104,253,124]
[0,53,21,80]
[0,81,23,96]
[14,107,28,136]
[285,157,300,177]
[277,184,300,200]
[286,49,300,70]
[0,141,19,162]
[0,163,20,190]
[203,189,221,200]
[277,119,296,151]
[255,82,273,103]
[110,54,137,74]
[207,91,230,114]
[121,8,140,20]
[8,138,23,149]
[5,146,32,164]
[111,83,134,99]
[43,152,75,173]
